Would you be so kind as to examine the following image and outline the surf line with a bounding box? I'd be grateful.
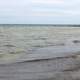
[16,54,78,64]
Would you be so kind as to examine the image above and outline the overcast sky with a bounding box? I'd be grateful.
[0,0,80,24]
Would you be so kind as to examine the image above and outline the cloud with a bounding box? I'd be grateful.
[0,0,80,24]
[0,0,30,6]
[32,0,80,17]
[31,10,80,17]
[31,12,62,16]
[32,0,64,4]
[18,0,80,24]
[0,0,31,17]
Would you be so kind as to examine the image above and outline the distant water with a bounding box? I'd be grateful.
[0,25,80,80]
[0,25,80,64]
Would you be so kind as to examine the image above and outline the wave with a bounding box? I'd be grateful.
[16,54,77,64]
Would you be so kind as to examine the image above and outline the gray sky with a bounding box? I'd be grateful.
[0,0,80,24]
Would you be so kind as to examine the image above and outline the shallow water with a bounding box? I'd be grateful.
[0,26,80,63]
[0,26,80,80]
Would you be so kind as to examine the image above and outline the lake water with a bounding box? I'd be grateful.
[0,25,80,80]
